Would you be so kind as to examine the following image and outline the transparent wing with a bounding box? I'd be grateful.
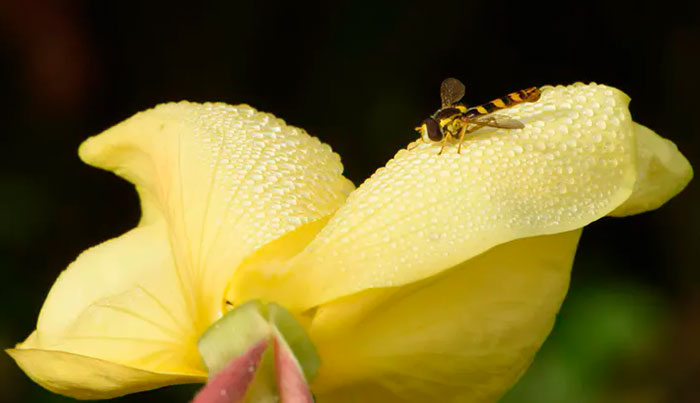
[440,78,466,107]
[465,114,525,129]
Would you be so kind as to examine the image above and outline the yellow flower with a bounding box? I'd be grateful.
[7,83,692,402]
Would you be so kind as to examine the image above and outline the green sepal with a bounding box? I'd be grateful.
[197,300,270,376]
[242,341,278,403]
[197,300,320,382]
[266,302,320,381]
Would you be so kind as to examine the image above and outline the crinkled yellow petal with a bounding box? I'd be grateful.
[234,83,639,309]
[610,123,693,216]
[6,347,202,399]
[78,103,353,324]
[12,103,353,397]
[311,230,582,402]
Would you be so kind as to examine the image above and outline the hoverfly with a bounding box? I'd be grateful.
[413,78,541,154]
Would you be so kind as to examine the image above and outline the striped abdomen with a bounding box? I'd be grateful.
[465,87,541,118]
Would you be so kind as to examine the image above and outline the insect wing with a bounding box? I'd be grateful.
[440,78,466,107]
[465,114,525,129]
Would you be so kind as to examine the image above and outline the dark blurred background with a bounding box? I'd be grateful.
[1,1,698,402]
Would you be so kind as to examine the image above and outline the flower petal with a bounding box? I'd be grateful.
[19,223,206,377]
[609,123,693,216]
[310,230,582,402]
[234,84,638,309]
[12,103,353,397]
[78,102,354,322]
[6,347,202,399]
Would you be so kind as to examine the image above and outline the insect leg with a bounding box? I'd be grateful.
[437,135,449,155]
[455,124,470,154]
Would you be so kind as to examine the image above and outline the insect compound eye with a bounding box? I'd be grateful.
[422,118,443,142]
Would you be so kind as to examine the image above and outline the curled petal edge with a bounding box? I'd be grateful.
[610,122,693,216]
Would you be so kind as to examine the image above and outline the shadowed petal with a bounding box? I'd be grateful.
[311,230,581,402]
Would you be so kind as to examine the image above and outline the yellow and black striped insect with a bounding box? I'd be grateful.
[413,78,541,154]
